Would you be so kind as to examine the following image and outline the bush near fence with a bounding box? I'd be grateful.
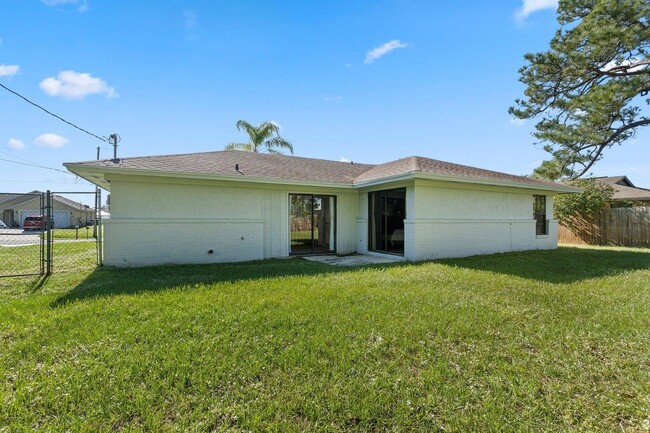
[558,206,650,247]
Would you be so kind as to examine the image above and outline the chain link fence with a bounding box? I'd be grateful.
[0,190,102,278]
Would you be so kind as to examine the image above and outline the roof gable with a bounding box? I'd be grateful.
[595,175,637,187]
[0,192,89,211]
[593,176,650,201]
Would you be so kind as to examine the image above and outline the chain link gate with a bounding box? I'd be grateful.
[0,190,102,278]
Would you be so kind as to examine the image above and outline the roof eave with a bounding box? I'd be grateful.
[412,172,582,193]
[64,164,357,190]
[353,171,581,192]
[353,172,415,188]
[64,163,583,194]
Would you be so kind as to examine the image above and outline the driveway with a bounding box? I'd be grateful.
[0,229,42,247]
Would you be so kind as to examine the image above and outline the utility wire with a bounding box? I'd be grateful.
[0,82,109,143]
[0,179,86,185]
[0,157,72,175]
[0,149,56,167]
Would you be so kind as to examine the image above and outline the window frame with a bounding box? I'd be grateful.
[533,194,548,236]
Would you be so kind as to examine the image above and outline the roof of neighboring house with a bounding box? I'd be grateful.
[0,193,21,205]
[0,191,91,211]
[0,192,43,209]
[51,194,92,211]
[595,175,635,187]
[65,150,579,193]
[594,176,650,201]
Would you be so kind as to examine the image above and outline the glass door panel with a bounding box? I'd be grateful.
[368,188,406,255]
[290,194,336,255]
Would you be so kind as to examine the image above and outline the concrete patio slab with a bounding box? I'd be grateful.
[302,254,404,266]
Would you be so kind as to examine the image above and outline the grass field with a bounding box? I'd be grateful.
[1,246,649,432]
[0,242,97,279]
[36,227,98,240]
[50,227,97,240]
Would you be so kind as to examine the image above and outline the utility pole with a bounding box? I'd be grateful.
[93,146,100,239]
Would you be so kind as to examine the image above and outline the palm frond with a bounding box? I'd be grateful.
[235,120,256,137]
[231,120,293,154]
[265,136,294,154]
[225,142,255,152]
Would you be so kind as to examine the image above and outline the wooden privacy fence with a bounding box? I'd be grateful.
[558,206,650,247]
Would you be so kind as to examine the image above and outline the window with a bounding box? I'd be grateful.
[533,195,547,235]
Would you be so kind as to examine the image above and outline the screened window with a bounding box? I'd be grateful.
[533,195,547,235]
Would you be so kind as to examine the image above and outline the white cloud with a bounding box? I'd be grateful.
[41,0,88,12]
[364,40,410,64]
[0,64,20,77]
[35,133,69,148]
[323,96,343,102]
[515,0,558,20]
[39,70,117,100]
[510,117,526,127]
[183,9,199,30]
[182,9,201,40]
[339,157,351,163]
[7,138,25,150]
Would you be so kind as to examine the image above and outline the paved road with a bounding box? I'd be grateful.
[0,229,42,247]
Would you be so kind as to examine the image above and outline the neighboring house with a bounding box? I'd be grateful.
[65,150,579,267]
[0,191,94,228]
[594,176,650,206]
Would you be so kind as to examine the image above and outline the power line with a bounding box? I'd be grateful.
[0,82,109,143]
[0,179,87,185]
[0,149,56,167]
[0,157,72,175]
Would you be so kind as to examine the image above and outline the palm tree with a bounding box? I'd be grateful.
[225,120,294,155]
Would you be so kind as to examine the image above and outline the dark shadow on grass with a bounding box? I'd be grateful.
[52,247,650,306]
[29,274,50,293]
[437,246,650,284]
[51,258,397,306]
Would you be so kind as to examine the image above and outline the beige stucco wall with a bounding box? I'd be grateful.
[103,175,358,266]
[354,180,556,261]
[102,173,559,267]
[406,180,557,261]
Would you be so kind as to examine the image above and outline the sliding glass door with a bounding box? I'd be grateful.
[290,194,336,255]
[368,188,406,255]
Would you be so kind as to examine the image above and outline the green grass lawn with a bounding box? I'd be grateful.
[0,242,97,279]
[51,227,96,240]
[1,246,649,432]
[39,227,98,240]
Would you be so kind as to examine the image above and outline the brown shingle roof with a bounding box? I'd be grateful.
[594,176,650,201]
[595,176,634,187]
[69,150,374,184]
[0,192,89,210]
[355,156,565,189]
[66,150,576,191]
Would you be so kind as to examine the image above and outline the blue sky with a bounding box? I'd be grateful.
[1,0,649,199]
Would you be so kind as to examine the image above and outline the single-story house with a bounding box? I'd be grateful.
[594,176,650,206]
[65,150,579,267]
[0,191,94,228]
